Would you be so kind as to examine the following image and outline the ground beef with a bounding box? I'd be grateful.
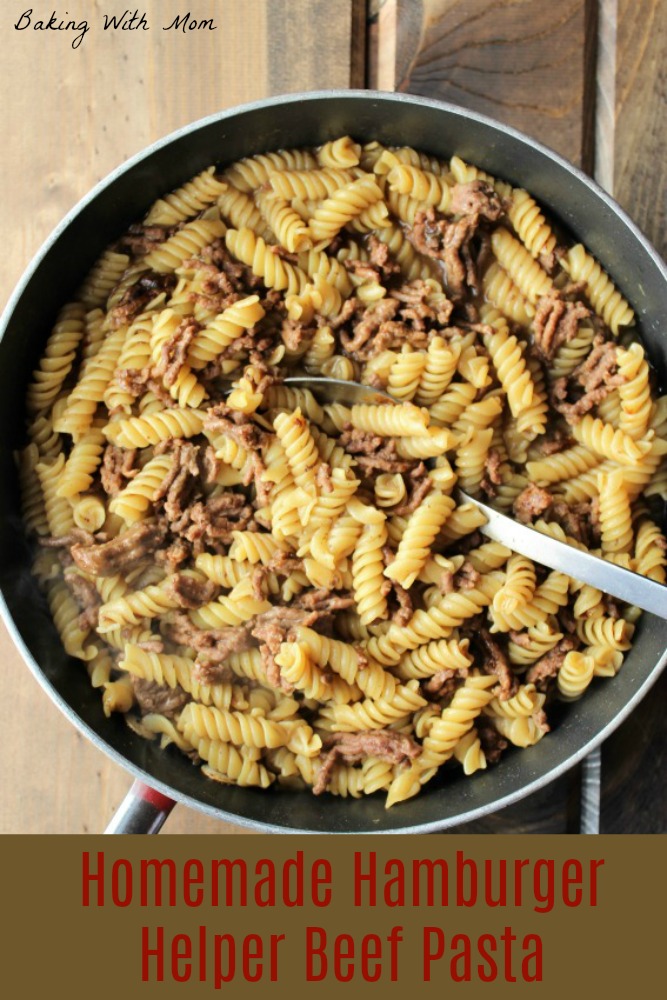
[203,403,270,454]
[100,445,138,496]
[422,668,462,700]
[454,561,482,591]
[339,426,415,474]
[132,676,190,718]
[478,629,516,699]
[538,429,571,455]
[339,297,400,356]
[316,462,334,494]
[151,319,199,388]
[389,278,454,328]
[551,336,624,422]
[152,439,200,525]
[111,271,178,327]
[169,493,255,553]
[548,499,599,547]
[313,730,420,795]
[573,337,622,392]
[475,717,509,764]
[392,465,433,515]
[408,207,484,300]
[525,637,577,689]
[290,590,356,615]
[480,448,503,498]
[162,613,253,671]
[198,238,263,292]
[154,537,191,573]
[64,569,101,630]
[114,224,174,258]
[602,593,623,619]
[450,181,504,221]
[327,296,358,331]
[70,521,167,576]
[368,234,402,279]
[180,258,241,315]
[249,551,304,599]
[431,563,455,595]
[532,290,591,361]
[267,550,305,576]
[389,582,413,626]
[455,530,485,556]
[110,271,178,328]
[334,287,438,358]
[40,529,95,549]
[115,367,175,407]
[281,319,314,352]
[200,445,222,486]
[204,398,274,507]
[252,606,319,643]
[344,258,385,285]
[164,572,219,609]
[251,606,324,690]
[513,483,553,524]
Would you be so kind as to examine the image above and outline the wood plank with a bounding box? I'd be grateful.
[612,0,666,257]
[267,0,367,93]
[371,0,594,166]
[0,0,357,835]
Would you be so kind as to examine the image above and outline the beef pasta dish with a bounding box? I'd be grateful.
[19,135,666,807]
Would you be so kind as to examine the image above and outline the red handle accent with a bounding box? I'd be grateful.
[135,781,177,814]
[104,779,176,834]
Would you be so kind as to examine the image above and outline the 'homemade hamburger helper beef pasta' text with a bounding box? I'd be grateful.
[20,136,666,807]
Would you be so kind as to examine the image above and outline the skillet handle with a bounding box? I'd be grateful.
[104,779,176,834]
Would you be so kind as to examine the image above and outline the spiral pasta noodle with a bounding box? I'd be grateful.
[352,515,389,626]
[26,303,86,416]
[616,342,652,440]
[562,244,635,333]
[142,219,226,273]
[145,166,228,226]
[385,491,456,588]
[225,227,308,294]
[491,229,553,304]
[571,414,653,466]
[508,188,556,259]
[308,175,385,245]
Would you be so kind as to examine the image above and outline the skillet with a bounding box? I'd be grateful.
[1,91,665,833]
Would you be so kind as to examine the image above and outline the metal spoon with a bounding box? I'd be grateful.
[282,376,667,619]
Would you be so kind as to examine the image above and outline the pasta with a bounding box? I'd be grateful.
[21,135,665,813]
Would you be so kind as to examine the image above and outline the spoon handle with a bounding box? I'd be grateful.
[280,378,667,620]
[458,490,667,619]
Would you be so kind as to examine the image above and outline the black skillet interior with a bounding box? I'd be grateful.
[1,91,666,833]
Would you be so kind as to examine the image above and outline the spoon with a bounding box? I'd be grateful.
[281,376,667,619]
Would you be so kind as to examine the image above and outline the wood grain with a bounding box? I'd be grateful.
[0,0,358,835]
[370,0,595,166]
[1,0,364,310]
[613,0,666,257]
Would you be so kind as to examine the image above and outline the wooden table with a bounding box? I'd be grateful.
[1,0,664,834]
